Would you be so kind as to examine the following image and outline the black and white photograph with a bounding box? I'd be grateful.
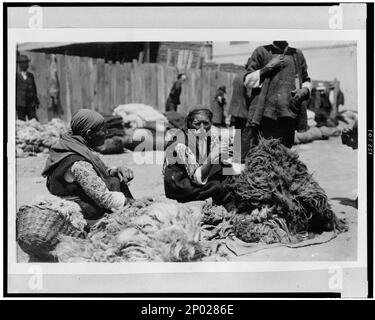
[3,3,372,298]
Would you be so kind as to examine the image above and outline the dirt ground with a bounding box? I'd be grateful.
[15,136,358,261]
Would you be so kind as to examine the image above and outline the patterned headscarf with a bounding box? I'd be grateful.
[70,109,105,135]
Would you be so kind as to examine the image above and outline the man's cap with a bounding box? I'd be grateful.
[17,55,30,63]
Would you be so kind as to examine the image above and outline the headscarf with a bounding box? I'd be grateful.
[70,109,105,135]
[42,109,109,183]
[185,107,213,130]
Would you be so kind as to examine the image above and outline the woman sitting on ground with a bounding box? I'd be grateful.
[42,109,134,220]
[163,107,234,209]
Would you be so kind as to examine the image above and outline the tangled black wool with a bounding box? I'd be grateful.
[228,138,347,243]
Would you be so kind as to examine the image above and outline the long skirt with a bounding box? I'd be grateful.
[164,164,234,208]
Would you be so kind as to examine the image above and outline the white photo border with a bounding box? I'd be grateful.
[5,26,368,295]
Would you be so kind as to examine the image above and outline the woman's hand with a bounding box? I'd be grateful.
[209,141,229,164]
[110,166,134,182]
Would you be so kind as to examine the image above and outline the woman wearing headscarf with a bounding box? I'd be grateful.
[163,107,234,209]
[42,109,134,220]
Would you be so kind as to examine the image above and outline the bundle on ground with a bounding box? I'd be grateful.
[16,119,68,157]
[113,104,168,132]
[54,197,222,262]
[228,138,347,243]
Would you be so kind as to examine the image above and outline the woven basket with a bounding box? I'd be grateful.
[16,205,86,256]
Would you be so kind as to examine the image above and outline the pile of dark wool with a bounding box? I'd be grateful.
[228,138,347,243]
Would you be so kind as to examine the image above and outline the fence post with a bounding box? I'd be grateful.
[65,55,72,123]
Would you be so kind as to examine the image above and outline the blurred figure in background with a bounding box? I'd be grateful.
[16,54,40,121]
[228,68,251,130]
[329,81,345,113]
[165,73,187,112]
[212,85,227,127]
[309,83,334,127]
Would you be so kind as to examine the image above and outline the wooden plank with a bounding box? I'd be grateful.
[110,62,117,110]
[65,55,73,123]
[129,62,134,104]
[35,53,50,123]
[142,64,147,105]
[140,64,145,104]
[56,54,67,121]
[71,56,83,115]
[202,68,209,107]
[139,62,145,103]
[103,62,111,113]
[132,59,141,103]
[151,64,158,109]
[196,70,203,106]
[130,62,136,103]
[186,50,193,70]
[114,61,122,106]
[178,50,184,71]
[166,49,172,67]
[146,64,153,106]
[96,58,105,113]
[124,63,131,104]
[88,58,98,111]
[157,64,165,112]
[80,57,89,109]
[189,70,196,108]
[122,63,128,104]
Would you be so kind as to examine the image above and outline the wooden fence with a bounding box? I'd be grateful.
[21,51,237,123]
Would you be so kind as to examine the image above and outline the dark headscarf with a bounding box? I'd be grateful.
[42,109,109,183]
[185,107,213,130]
[70,109,105,135]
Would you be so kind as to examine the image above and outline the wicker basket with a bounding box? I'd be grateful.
[16,205,86,257]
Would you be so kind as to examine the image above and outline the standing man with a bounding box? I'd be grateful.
[241,41,312,161]
[16,54,39,121]
[212,85,227,127]
[165,73,187,112]
[228,68,251,130]
[328,82,345,113]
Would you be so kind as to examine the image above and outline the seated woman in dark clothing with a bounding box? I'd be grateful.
[163,108,234,209]
[42,109,134,220]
